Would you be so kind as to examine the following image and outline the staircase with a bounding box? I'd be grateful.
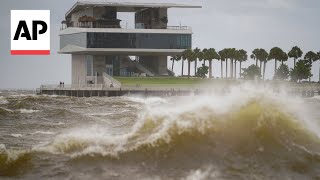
[103,72,121,88]
[167,69,175,76]
[132,61,155,77]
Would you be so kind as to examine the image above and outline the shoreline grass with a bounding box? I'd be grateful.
[114,77,210,85]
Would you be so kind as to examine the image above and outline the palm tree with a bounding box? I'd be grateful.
[251,49,259,67]
[181,50,188,77]
[207,48,220,78]
[202,48,209,67]
[172,54,182,72]
[288,46,303,69]
[198,51,204,66]
[170,56,175,71]
[234,50,240,79]
[258,49,269,80]
[238,49,248,78]
[170,55,179,72]
[268,47,285,76]
[220,48,230,78]
[183,49,194,78]
[194,48,201,76]
[304,51,318,82]
[305,51,317,65]
[218,50,226,79]
[229,48,237,79]
[281,52,288,65]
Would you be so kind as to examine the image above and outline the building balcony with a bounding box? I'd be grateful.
[60,21,191,31]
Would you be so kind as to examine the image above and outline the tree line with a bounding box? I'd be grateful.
[170,46,320,82]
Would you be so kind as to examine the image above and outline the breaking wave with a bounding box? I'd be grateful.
[40,84,320,166]
[0,145,33,176]
[0,96,8,105]
[0,107,14,115]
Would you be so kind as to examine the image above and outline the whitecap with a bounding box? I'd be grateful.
[127,96,168,105]
[11,134,23,138]
[0,144,5,149]
[183,167,220,180]
[31,131,55,135]
[0,96,8,105]
[87,112,114,116]
[19,109,40,114]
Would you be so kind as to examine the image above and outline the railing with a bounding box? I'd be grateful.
[131,61,155,77]
[61,23,191,31]
[40,84,104,90]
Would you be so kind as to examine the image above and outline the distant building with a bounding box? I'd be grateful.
[59,1,201,85]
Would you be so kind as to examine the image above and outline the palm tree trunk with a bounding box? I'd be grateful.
[256,59,258,66]
[194,59,197,76]
[209,60,212,78]
[274,59,277,75]
[181,60,184,76]
[188,60,191,79]
[309,60,312,82]
[225,60,228,78]
[230,59,233,78]
[234,61,237,79]
[221,60,223,78]
[240,62,242,78]
[282,60,284,65]
[171,59,175,71]
[263,61,267,80]
[294,58,296,69]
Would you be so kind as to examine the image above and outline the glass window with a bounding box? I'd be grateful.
[87,33,191,49]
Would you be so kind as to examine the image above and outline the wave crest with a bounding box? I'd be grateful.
[0,146,33,176]
[43,95,320,161]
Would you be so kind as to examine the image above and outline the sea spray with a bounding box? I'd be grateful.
[41,83,320,159]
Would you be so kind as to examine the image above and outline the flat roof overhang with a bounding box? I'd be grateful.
[60,27,192,35]
[66,1,202,18]
[58,45,185,56]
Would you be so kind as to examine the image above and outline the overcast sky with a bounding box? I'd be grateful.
[0,0,319,89]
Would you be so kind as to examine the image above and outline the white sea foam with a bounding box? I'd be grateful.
[55,122,65,126]
[0,96,8,105]
[11,134,23,138]
[87,112,114,116]
[183,167,222,180]
[39,83,320,157]
[31,131,55,135]
[19,109,40,114]
[10,94,35,98]
[0,107,14,113]
[0,144,5,149]
[127,96,168,105]
[312,95,320,100]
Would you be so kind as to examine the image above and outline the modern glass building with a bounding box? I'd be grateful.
[59,1,201,85]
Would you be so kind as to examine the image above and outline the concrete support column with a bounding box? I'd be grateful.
[139,56,168,76]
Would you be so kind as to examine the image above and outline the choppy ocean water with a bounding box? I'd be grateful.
[1,84,320,180]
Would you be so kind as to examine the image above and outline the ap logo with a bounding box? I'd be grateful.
[11,10,50,55]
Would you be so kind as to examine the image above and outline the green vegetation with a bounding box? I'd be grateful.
[196,64,209,78]
[241,65,261,80]
[290,60,312,82]
[115,77,208,85]
[275,64,290,80]
[288,46,303,68]
[169,47,320,83]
